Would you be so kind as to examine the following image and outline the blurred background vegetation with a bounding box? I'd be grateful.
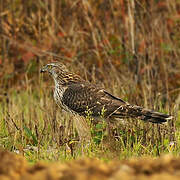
[0,0,180,161]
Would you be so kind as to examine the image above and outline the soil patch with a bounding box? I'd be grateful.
[0,149,180,180]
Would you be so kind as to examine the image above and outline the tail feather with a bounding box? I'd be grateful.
[140,109,172,123]
[113,104,172,123]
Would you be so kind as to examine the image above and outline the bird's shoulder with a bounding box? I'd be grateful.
[62,81,126,105]
[63,81,104,98]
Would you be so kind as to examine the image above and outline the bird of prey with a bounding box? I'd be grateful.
[40,62,172,124]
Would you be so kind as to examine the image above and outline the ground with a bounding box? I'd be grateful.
[1,149,180,180]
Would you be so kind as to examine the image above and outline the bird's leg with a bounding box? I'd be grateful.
[106,118,114,139]
[74,115,91,155]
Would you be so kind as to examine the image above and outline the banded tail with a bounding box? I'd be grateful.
[113,104,172,123]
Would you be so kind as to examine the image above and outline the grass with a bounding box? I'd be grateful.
[0,0,180,163]
[0,75,179,163]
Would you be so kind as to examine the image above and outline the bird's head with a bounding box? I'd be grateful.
[40,62,68,77]
[40,62,82,85]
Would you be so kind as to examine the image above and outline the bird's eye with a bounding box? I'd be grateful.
[48,65,53,69]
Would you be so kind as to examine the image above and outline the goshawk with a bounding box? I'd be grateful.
[40,62,172,124]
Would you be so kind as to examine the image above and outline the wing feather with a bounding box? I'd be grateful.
[62,83,125,117]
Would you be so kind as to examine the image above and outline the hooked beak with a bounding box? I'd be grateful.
[40,65,48,73]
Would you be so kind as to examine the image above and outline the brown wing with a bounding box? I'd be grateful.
[62,82,126,117]
[62,82,171,123]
